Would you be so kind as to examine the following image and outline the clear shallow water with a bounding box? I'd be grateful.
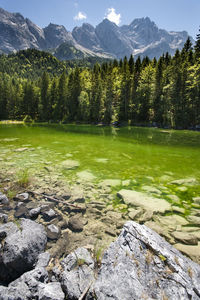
[0,124,200,210]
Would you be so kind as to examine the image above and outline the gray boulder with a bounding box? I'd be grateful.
[0,213,8,223]
[61,247,95,299]
[91,221,200,300]
[0,267,48,300]
[14,192,29,202]
[47,224,61,240]
[0,219,47,284]
[0,193,9,205]
[38,282,65,300]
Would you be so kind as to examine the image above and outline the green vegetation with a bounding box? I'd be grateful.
[0,34,200,129]
[16,169,30,188]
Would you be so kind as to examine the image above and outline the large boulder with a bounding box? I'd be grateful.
[0,219,47,284]
[0,267,49,300]
[61,247,95,299]
[91,221,200,300]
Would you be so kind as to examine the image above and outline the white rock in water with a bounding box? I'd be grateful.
[100,179,121,187]
[76,170,96,181]
[61,160,80,170]
[117,189,171,213]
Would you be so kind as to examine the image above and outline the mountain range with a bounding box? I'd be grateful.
[0,7,194,60]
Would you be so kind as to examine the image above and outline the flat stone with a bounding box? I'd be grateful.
[100,179,121,187]
[141,185,162,195]
[171,231,198,245]
[155,215,189,227]
[76,170,96,181]
[47,224,61,240]
[190,208,200,217]
[193,197,200,205]
[171,206,185,214]
[14,147,28,152]
[166,194,180,204]
[138,210,153,223]
[128,208,143,220]
[187,215,200,225]
[174,242,200,263]
[170,178,198,186]
[95,158,108,163]
[117,189,171,213]
[61,160,80,170]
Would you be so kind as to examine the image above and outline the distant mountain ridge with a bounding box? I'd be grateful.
[0,7,194,60]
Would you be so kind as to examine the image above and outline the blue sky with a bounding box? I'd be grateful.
[0,0,199,39]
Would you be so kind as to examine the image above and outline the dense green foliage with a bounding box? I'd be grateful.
[0,37,200,128]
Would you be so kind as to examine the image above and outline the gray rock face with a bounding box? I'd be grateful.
[0,8,47,53]
[44,23,74,48]
[0,7,192,59]
[0,267,49,300]
[0,219,47,284]
[38,282,65,300]
[95,19,133,58]
[72,23,102,52]
[61,247,95,299]
[91,221,200,300]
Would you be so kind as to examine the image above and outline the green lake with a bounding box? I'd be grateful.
[0,124,200,214]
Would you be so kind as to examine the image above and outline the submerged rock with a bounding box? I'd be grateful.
[76,170,96,181]
[100,179,121,187]
[61,160,80,170]
[47,224,61,240]
[117,189,171,213]
[68,216,84,232]
[170,178,198,186]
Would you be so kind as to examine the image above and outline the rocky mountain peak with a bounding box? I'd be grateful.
[44,23,74,49]
[0,7,194,59]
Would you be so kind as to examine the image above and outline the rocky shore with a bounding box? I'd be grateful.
[0,217,200,299]
[0,170,200,299]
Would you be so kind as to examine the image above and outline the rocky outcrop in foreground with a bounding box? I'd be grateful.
[0,220,199,300]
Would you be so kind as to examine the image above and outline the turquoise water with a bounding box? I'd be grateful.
[0,124,200,210]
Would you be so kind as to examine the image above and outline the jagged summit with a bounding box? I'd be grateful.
[0,7,194,59]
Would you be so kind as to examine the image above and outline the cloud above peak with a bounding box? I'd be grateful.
[74,11,87,21]
[105,8,121,25]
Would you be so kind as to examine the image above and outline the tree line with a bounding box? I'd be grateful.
[0,34,200,129]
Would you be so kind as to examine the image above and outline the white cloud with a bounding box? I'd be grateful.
[74,11,87,21]
[105,8,121,25]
